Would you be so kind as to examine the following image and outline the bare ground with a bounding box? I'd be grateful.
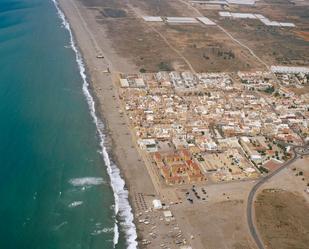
[200,0,309,66]
[79,0,264,72]
[255,189,309,249]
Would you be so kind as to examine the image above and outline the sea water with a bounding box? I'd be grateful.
[0,0,136,248]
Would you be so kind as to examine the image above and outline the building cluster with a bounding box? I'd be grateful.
[142,16,216,26]
[275,72,309,88]
[219,11,296,27]
[270,66,309,96]
[118,70,308,185]
[238,71,274,91]
[266,93,309,141]
[190,0,257,9]
[277,73,308,89]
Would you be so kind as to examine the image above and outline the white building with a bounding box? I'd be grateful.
[152,199,162,209]
[271,66,309,74]
[138,139,158,152]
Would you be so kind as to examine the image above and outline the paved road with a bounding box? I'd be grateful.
[247,145,309,249]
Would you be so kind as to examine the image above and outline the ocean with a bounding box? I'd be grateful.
[0,0,136,248]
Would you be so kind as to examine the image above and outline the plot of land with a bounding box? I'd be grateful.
[255,189,309,249]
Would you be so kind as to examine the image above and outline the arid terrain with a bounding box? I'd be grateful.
[255,157,309,249]
[77,0,271,72]
[255,189,309,249]
[200,0,309,65]
[77,0,309,73]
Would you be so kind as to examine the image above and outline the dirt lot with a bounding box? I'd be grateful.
[156,23,263,72]
[173,199,256,249]
[255,189,309,249]
[79,0,264,72]
[164,180,258,249]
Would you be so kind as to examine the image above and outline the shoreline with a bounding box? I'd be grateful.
[53,0,157,247]
[51,0,140,248]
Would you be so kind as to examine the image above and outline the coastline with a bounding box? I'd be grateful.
[53,0,157,247]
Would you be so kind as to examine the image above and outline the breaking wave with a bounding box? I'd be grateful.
[51,1,138,248]
[69,177,105,187]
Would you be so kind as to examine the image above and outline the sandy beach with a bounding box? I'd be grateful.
[56,0,159,246]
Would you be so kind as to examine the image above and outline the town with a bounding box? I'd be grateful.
[118,67,309,186]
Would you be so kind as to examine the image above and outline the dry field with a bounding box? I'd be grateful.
[165,180,257,249]
[255,189,309,249]
[79,0,264,72]
[173,199,256,249]
[254,157,309,249]
[200,0,309,66]
[155,23,262,72]
[80,0,189,72]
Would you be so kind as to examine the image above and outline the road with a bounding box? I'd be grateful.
[247,145,309,249]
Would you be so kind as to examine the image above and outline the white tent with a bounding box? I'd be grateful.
[152,199,162,209]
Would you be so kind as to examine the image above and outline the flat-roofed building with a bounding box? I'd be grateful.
[280,22,295,27]
[271,66,309,74]
[231,13,257,19]
[135,78,146,88]
[197,17,216,25]
[191,0,256,6]
[191,0,228,9]
[254,14,265,19]
[142,16,163,22]
[219,11,232,17]
[166,17,199,24]
[228,0,256,5]
[120,78,129,88]
[268,21,281,26]
[152,150,206,185]
[138,138,158,152]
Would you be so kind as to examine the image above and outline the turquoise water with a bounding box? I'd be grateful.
[0,0,128,248]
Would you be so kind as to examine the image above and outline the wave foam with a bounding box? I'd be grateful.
[68,201,83,208]
[69,177,105,187]
[91,227,114,236]
[51,1,138,248]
